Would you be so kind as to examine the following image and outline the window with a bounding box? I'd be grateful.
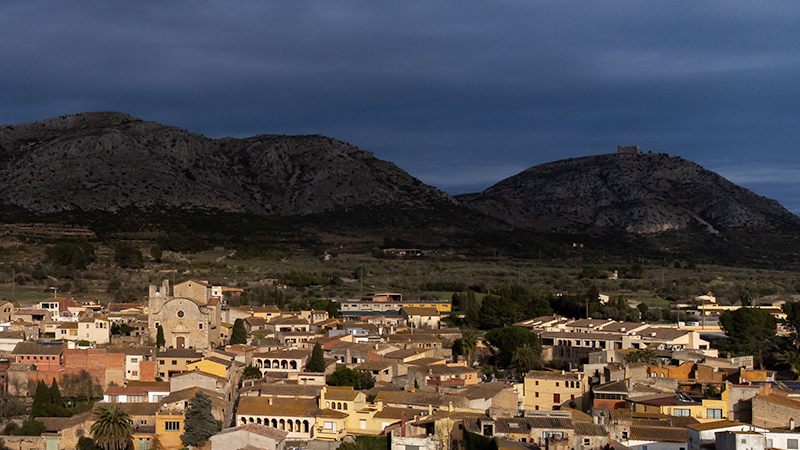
[199,323,203,330]
[535,380,539,386]
[172,360,177,365]
[789,439,799,449]
[177,311,184,318]
[621,432,628,440]
[165,421,180,431]
[160,360,165,365]
[141,420,147,426]
[706,409,722,419]
[584,439,590,446]
[673,409,690,417]
[360,419,366,429]
[555,382,559,387]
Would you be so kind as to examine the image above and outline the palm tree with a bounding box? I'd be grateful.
[512,343,540,378]
[461,329,478,365]
[625,348,657,365]
[779,350,800,379]
[91,404,133,450]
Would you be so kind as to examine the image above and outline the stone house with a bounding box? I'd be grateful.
[209,423,288,450]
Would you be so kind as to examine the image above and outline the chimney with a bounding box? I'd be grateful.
[268,397,273,405]
[401,411,406,437]
[792,418,795,430]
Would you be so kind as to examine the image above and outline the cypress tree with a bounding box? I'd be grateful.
[49,379,63,410]
[156,324,165,348]
[230,318,247,345]
[307,343,325,373]
[31,380,49,418]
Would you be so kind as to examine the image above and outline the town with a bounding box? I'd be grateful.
[0,277,798,450]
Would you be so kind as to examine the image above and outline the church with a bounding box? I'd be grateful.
[148,279,221,349]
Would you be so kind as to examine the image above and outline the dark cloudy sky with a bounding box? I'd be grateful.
[3,2,800,212]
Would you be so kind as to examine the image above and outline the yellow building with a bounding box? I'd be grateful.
[155,410,185,450]
[186,358,229,379]
[628,393,728,421]
[402,301,452,313]
[523,371,588,411]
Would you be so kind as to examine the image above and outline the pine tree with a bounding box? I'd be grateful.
[156,324,165,348]
[307,343,325,372]
[181,391,218,448]
[230,318,247,345]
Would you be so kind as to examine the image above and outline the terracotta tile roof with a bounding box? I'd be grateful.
[39,411,92,432]
[401,307,439,316]
[373,390,468,409]
[592,380,628,394]
[238,396,319,418]
[215,423,289,441]
[406,357,447,367]
[325,386,360,401]
[272,316,310,325]
[252,384,322,398]
[524,370,583,381]
[525,417,573,430]
[753,394,800,411]
[317,408,348,419]
[162,388,227,410]
[384,349,428,360]
[688,419,748,431]
[573,421,607,437]
[494,418,531,434]
[460,383,508,400]
[356,361,392,371]
[629,426,688,443]
[11,341,65,355]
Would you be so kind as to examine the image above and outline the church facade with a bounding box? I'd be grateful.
[148,280,221,350]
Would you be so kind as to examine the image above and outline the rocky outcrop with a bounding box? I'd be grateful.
[0,112,454,216]
[456,153,800,236]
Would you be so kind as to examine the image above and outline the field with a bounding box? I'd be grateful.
[2,238,800,308]
[0,285,56,304]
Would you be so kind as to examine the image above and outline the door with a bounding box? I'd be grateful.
[176,336,185,348]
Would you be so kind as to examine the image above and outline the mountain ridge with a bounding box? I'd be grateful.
[455,152,800,237]
[0,111,455,217]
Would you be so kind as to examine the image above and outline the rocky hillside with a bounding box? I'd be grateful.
[456,153,800,236]
[0,112,454,216]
